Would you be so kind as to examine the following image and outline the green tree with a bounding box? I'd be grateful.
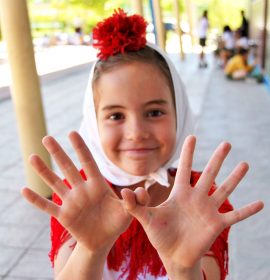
[194,0,247,31]
[28,0,129,37]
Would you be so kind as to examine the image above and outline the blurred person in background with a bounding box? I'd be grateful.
[198,10,209,68]
[219,25,235,67]
[224,48,263,82]
[234,28,249,51]
[239,10,249,38]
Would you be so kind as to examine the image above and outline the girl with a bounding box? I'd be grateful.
[21,9,263,280]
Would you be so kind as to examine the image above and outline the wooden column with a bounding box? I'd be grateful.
[132,0,143,15]
[174,0,185,60]
[152,0,165,50]
[0,0,52,197]
[185,0,195,47]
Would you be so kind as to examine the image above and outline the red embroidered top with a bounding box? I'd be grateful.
[49,170,233,280]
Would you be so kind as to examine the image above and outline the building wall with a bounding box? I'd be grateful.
[249,0,266,68]
[249,0,270,75]
[265,1,270,74]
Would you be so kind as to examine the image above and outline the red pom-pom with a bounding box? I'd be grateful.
[92,8,147,60]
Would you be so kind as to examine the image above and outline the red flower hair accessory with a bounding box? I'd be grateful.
[92,8,148,60]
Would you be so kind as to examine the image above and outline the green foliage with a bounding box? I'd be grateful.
[26,0,248,39]
[162,0,185,15]
[28,0,129,37]
[194,0,247,31]
[160,0,185,25]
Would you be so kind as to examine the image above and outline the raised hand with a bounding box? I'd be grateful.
[121,135,264,273]
[21,131,131,254]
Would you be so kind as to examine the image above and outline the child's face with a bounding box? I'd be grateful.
[95,61,176,176]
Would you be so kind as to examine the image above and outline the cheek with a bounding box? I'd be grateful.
[98,124,119,157]
[161,121,177,153]
[167,130,177,152]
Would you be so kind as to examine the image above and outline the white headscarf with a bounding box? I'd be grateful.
[79,43,194,189]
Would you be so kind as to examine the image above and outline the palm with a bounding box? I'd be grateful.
[122,136,264,268]
[57,178,130,250]
[136,191,225,267]
[22,132,131,252]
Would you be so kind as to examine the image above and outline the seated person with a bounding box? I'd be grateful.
[234,28,249,50]
[219,25,235,66]
[224,48,263,82]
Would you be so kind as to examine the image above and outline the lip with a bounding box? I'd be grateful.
[120,147,158,157]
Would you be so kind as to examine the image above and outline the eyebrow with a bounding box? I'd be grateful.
[145,99,168,106]
[101,105,125,111]
[101,99,169,111]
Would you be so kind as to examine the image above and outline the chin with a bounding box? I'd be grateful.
[122,166,157,176]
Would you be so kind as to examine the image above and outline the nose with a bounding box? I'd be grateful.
[126,116,150,141]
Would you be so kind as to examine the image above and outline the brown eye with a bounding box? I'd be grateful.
[109,113,124,120]
[146,110,164,118]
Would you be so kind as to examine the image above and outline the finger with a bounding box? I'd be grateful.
[42,136,82,186]
[225,201,264,227]
[134,187,150,206]
[121,189,151,225]
[29,154,68,199]
[196,142,231,195]
[121,188,149,210]
[121,188,137,211]
[68,131,102,180]
[212,162,249,208]
[171,135,196,198]
[21,187,59,217]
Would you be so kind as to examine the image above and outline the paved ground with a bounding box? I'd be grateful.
[194,71,270,280]
[0,45,269,279]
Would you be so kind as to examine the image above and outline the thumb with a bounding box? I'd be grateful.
[121,188,150,225]
[134,187,150,206]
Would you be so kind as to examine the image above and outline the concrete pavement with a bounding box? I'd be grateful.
[194,70,270,280]
[0,45,269,279]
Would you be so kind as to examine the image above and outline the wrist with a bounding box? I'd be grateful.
[76,242,110,261]
[162,259,204,280]
[57,243,109,280]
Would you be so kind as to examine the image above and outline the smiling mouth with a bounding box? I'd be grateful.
[120,148,158,157]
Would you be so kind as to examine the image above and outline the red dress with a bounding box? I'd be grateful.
[49,170,233,280]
